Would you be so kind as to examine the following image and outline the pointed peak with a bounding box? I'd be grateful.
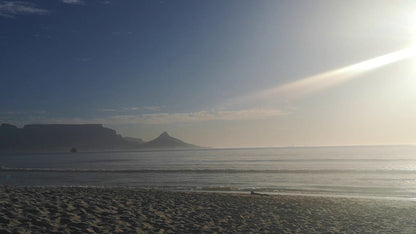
[143,131,200,148]
[159,131,170,137]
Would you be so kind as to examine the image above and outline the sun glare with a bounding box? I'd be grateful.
[349,46,416,72]
[251,46,416,102]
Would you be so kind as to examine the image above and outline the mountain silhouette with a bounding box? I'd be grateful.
[141,132,199,149]
[123,137,144,144]
[0,123,199,152]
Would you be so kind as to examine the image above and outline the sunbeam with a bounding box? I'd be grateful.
[250,46,416,103]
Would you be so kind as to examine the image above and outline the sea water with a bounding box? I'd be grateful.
[1,146,416,199]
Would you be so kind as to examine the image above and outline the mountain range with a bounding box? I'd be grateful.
[0,123,200,153]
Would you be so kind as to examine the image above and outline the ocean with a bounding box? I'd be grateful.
[1,146,416,199]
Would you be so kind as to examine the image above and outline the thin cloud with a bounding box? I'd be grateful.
[143,106,162,111]
[98,106,163,113]
[125,107,140,111]
[106,108,288,125]
[97,108,117,112]
[123,106,162,112]
[0,1,49,18]
[0,111,16,115]
[0,110,47,115]
[61,0,85,5]
[14,108,289,125]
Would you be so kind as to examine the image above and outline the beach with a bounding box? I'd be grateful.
[0,187,415,233]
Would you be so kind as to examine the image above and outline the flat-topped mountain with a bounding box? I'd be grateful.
[0,123,199,152]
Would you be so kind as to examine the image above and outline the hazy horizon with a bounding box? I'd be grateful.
[1,0,416,148]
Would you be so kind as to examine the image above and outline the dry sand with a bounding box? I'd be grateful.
[1,187,416,233]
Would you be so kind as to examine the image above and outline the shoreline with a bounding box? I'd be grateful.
[1,144,414,155]
[3,184,416,202]
[1,186,416,233]
[189,189,416,202]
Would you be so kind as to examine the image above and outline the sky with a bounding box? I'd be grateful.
[1,0,416,147]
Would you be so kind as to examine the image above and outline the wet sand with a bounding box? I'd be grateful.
[1,187,416,233]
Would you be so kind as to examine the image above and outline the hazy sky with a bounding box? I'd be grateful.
[1,0,416,147]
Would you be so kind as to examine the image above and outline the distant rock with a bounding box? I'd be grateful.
[0,124,131,152]
[123,137,144,144]
[1,123,17,129]
[141,132,199,149]
[0,123,199,152]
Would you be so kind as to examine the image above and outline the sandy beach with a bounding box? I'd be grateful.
[1,187,416,233]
